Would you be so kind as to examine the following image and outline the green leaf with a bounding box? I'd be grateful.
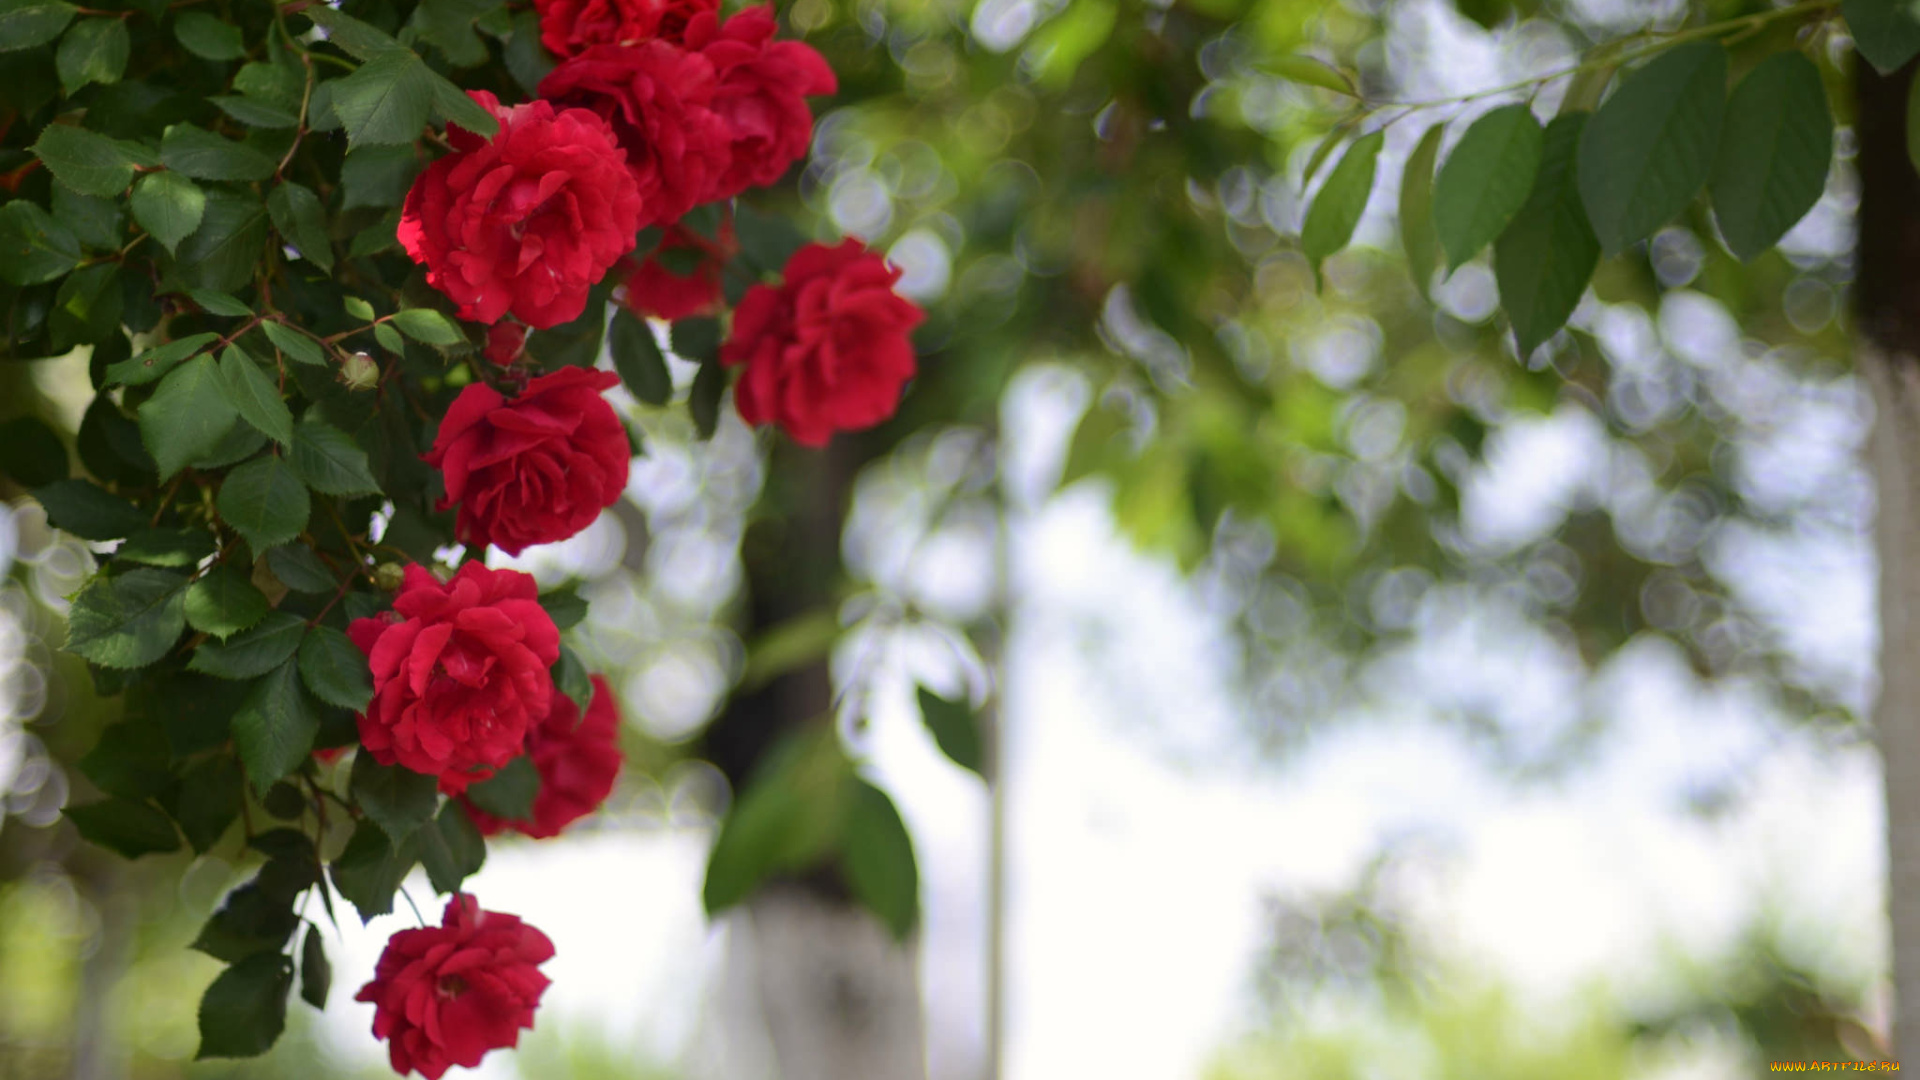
[841,780,919,939]
[1433,104,1543,271]
[732,204,806,275]
[703,729,854,915]
[330,48,435,148]
[53,184,124,251]
[173,11,245,61]
[329,819,416,922]
[302,5,403,60]
[670,316,720,361]
[264,544,336,593]
[1398,123,1444,299]
[429,72,498,138]
[1300,130,1385,281]
[415,800,486,894]
[190,611,307,679]
[1495,113,1601,359]
[300,625,373,712]
[391,307,465,346]
[1712,52,1830,262]
[690,358,726,440]
[299,926,331,1010]
[1576,41,1727,256]
[161,123,277,182]
[65,567,189,668]
[31,123,138,196]
[78,719,172,798]
[1845,0,1920,74]
[192,883,299,962]
[213,94,300,129]
[116,526,216,566]
[342,295,376,322]
[56,17,128,94]
[33,479,144,539]
[139,354,240,477]
[218,455,310,551]
[262,782,307,820]
[537,586,588,631]
[195,952,291,1060]
[554,645,592,715]
[186,565,270,639]
[131,171,207,255]
[1267,53,1356,96]
[350,752,438,843]
[463,755,538,822]
[219,346,294,445]
[0,199,83,285]
[502,9,552,95]
[262,320,327,366]
[108,331,220,386]
[231,660,320,788]
[191,288,252,317]
[373,321,406,355]
[0,415,67,486]
[915,688,983,776]
[66,796,182,857]
[266,183,333,272]
[288,417,382,497]
[172,754,243,852]
[0,0,77,52]
[609,309,671,406]
[175,188,269,293]
[340,144,422,210]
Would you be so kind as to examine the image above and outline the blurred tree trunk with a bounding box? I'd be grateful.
[695,438,927,1080]
[1857,54,1920,1062]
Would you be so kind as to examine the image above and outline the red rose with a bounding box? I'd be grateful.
[356,894,554,1080]
[533,0,717,56]
[462,675,623,839]
[399,91,643,330]
[616,221,732,321]
[686,6,836,199]
[348,563,560,794]
[538,43,733,230]
[484,322,528,367]
[721,239,923,446]
[422,367,630,555]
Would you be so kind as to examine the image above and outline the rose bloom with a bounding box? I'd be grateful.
[399,91,643,329]
[423,367,629,555]
[533,0,716,56]
[348,563,560,794]
[721,239,924,446]
[616,221,731,321]
[483,322,528,367]
[462,675,623,839]
[356,894,554,1080]
[686,6,836,199]
[538,43,732,230]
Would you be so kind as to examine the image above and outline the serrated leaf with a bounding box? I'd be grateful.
[1845,0,1920,74]
[1713,52,1830,262]
[1495,112,1600,359]
[53,184,124,250]
[173,754,243,852]
[0,0,77,51]
[1301,130,1384,282]
[0,199,83,286]
[373,321,405,355]
[1399,123,1444,299]
[330,48,435,148]
[108,331,220,387]
[192,882,299,962]
[264,544,336,593]
[0,415,67,487]
[391,307,464,345]
[302,5,402,60]
[131,171,207,255]
[328,819,415,921]
[174,11,245,60]
[464,755,538,822]
[266,182,333,272]
[78,719,172,798]
[231,660,320,788]
[191,288,252,317]
[218,455,310,551]
[66,796,181,857]
[429,74,498,137]
[139,354,239,477]
[190,611,306,679]
[161,123,277,182]
[300,625,373,712]
[65,567,189,668]
[341,144,421,210]
[415,800,485,894]
[213,94,299,129]
[350,753,438,843]
[219,346,293,445]
[56,17,127,94]
[288,417,381,497]
[537,587,587,631]
[262,320,327,365]
[841,780,918,939]
[195,952,291,1060]
[1577,41,1727,256]
[31,123,137,196]
[609,309,671,405]
[33,479,144,539]
[343,295,376,321]
[1433,103,1544,270]
[186,565,269,639]
[299,926,331,1009]
[175,188,268,293]
[916,688,983,776]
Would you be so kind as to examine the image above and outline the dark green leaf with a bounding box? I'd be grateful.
[609,308,671,406]
[262,781,306,820]
[537,586,588,631]
[116,526,216,567]
[0,199,83,285]
[1713,52,1830,262]
[65,567,189,668]
[213,94,300,128]
[1496,113,1601,359]
[733,204,807,273]
[350,752,439,843]
[0,415,67,486]
[195,952,291,1060]
[191,420,268,471]
[66,796,181,857]
[192,883,299,962]
[231,660,320,788]
[56,17,127,94]
[262,319,327,365]
[251,830,320,899]
[502,9,552,95]
[161,123,277,182]
[414,800,485,894]
[78,719,173,798]
[1433,104,1543,270]
[186,565,270,639]
[703,729,854,915]
[190,288,251,317]
[916,688,983,776]
[302,5,402,60]
[218,455,310,551]
[340,144,422,210]
[174,188,269,293]
[190,611,306,679]
[173,11,245,61]
[463,755,538,822]
[1398,123,1444,299]
[288,416,382,496]
[554,646,592,715]
[670,316,720,361]
[1577,42,1727,256]
[0,0,77,52]
[172,754,243,852]
[300,625,373,712]
[31,123,138,196]
[429,70,497,137]
[264,544,336,593]
[131,171,207,255]
[1845,0,1920,74]
[299,926,331,1009]
[391,307,465,346]
[266,183,333,272]
[53,184,124,250]
[330,48,435,148]
[108,331,220,386]
[219,345,294,445]
[1301,130,1385,281]
[690,358,725,440]
[139,354,237,476]
[33,479,145,540]
[841,780,919,939]
[329,819,415,922]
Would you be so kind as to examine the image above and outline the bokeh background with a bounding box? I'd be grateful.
[0,0,1889,1076]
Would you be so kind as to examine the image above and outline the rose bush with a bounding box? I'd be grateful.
[463,675,624,838]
